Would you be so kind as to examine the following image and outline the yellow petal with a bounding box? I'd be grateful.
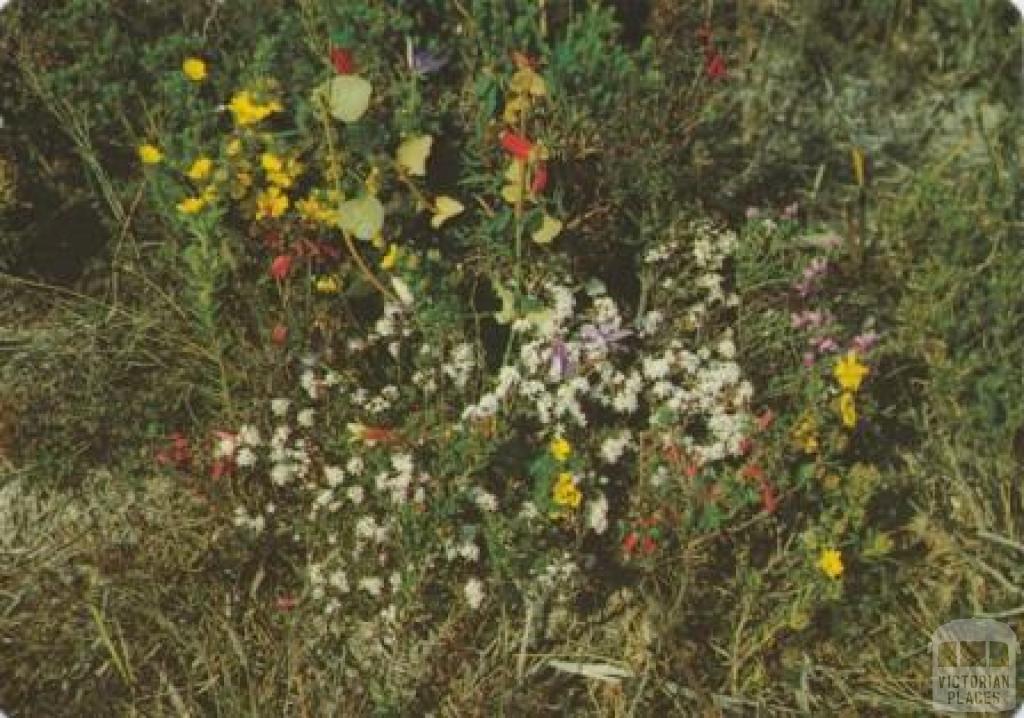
[396,135,433,177]
[531,214,563,245]
[321,75,373,123]
[338,194,385,240]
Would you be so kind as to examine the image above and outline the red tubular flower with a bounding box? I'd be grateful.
[530,162,549,195]
[705,51,727,81]
[500,131,534,160]
[270,254,293,281]
[330,47,356,75]
[271,323,288,346]
[641,536,657,556]
[622,531,639,555]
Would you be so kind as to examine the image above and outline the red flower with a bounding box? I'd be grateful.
[705,51,727,81]
[739,436,755,455]
[270,254,293,281]
[641,536,657,556]
[622,531,639,555]
[330,47,356,75]
[271,323,288,346]
[756,409,775,432]
[500,131,534,160]
[530,162,549,195]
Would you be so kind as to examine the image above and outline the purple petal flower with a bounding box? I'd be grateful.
[549,338,575,379]
[406,39,448,75]
[851,331,880,354]
[580,322,632,354]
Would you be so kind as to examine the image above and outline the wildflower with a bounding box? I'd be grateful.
[549,436,572,462]
[226,137,243,157]
[510,65,547,97]
[500,131,534,160]
[256,186,289,220]
[330,46,357,75]
[552,471,582,510]
[839,391,857,428]
[587,493,609,534]
[297,195,338,224]
[396,135,432,176]
[380,243,399,270]
[817,548,844,579]
[137,143,163,165]
[176,196,205,214]
[271,323,288,346]
[851,331,880,354]
[406,39,448,75]
[186,156,213,182]
[315,275,340,293]
[464,577,485,609]
[228,90,282,127]
[269,254,293,281]
[271,398,290,417]
[182,57,207,82]
[431,195,464,228]
[834,351,869,393]
[704,50,727,80]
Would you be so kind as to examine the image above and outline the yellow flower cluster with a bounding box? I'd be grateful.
[552,471,582,511]
[297,194,340,224]
[228,91,283,127]
[503,65,547,125]
[182,57,207,82]
[260,152,303,189]
[834,352,869,430]
[255,186,289,220]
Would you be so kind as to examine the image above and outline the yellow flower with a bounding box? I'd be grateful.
[228,91,283,127]
[315,275,340,294]
[137,143,163,165]
[187,156,213,181]
[839,391,857,428]
[255,186,289,220]
[817,548,844,579]
[552,472,582,510]
[834,351,869,393]
[182,57,207,82]
[176,196,206,214]
[430,195,464,228]
[226,137,243,157]
[261,152,284,174]
[791,413,819,455]
[510,67,547,98]
[380,243,399,270]
[297,195,338,224]
[549,436,571,462]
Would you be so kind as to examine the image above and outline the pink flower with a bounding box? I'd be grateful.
[270,254,293,281]
[851,331,880,354]
[802,352,816,367]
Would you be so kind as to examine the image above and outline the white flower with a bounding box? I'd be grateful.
[297,408,316,428]
[391,276,414,305]
[587,493,609,535]
[464,578,485,609]
[474,489,498,513]
[600,431,632,464]
[347,486,365,505]
[358,577,384,597]
[271,398,290,417]
[458,541,480,562]
[237,424,261,446]
[325,465,345,487]
[270,462,295,486]
[329,570,350,593]
[346,456,365,475]
[236,447,257,468]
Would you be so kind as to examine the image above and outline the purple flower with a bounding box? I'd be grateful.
[851,331,880,354]
[579,322,632,355]
[813,337,839,353]
[406,39,448,75]
[549,338,575,380]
